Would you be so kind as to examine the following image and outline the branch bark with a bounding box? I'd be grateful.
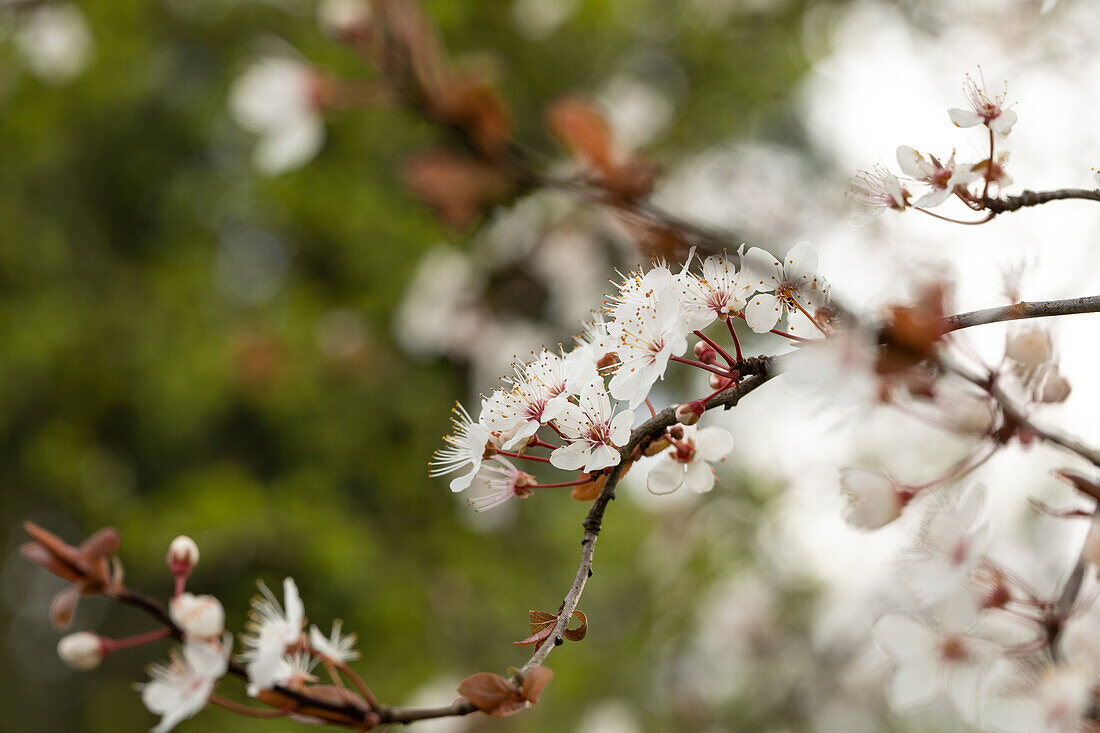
[985,188,1100,215]
[945,295,1100,331]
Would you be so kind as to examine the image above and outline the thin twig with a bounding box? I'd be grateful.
[944,295,1100,331]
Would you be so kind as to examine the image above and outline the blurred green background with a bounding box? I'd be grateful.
[0,1,840,730]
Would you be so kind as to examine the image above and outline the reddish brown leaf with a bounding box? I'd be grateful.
[546,98,615,173]
[571,475,606,502]
[521,666,554,703]
[563,610,587,642]
[49,581,84,630]
[457,672,518,715]
[79,527,121,558]
[401,150,515,230]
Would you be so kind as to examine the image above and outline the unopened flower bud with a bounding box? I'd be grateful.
[674,402,704,426]
[166,535,199,576]
[57,631,105,671]
[169,593,226,639]
[1006,327,1052,368]
[709,374,729,390]
[693,340,717,364]
[668,425,684,441]
[1036,370,1071,404]
[840,468,908,530]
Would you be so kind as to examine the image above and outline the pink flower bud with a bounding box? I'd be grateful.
[693,340,717,364]
[166,535,199,577]
[1034,374,1069,402]
[840,468,906,530]
[57,631,105,671]
[674,402,704,426]
[169,593,226,639]
[1005,327,1052,368]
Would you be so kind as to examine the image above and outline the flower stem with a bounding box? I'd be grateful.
[692,329,736,367]
[493,449,552,463]
[669,355,735,380]
[725,318,744,361]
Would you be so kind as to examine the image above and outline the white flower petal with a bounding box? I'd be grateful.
[646,456,684,495]
[744,294,781,334]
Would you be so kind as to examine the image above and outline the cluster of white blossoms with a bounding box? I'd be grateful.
[54,535,361,733]
[849,73,1017,225]
[430,244,829,508]
[868,482,1100,733]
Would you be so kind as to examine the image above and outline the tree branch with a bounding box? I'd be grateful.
[945,295,1100,331]
[985,188,1100,215]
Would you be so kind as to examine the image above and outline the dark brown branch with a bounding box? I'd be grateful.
[516,364,774,678]
[985,188,1100,215]
[944,295,1100,331]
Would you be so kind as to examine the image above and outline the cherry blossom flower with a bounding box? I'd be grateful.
[550,381,634,472]
[309,620,360,664]
[229,57,326,175]
[608,280,691,408]
[781,326,879,408]
[481,350,592,449]
[170,593,225,640]
[741,241,829,334]
[271,652,319,690]
[430,403,492,492]
[898,485,989,604]
[873,603,994,718]
[467,457,535,512]
[948,75,1017,135]
[980,661,1091,733]
[239,578,305,695]
[646,425,733,495]
[895,146,979,208]
[139,636,231,733]
[568,314,616,371]
[934,382,998,436]
[848,166,910,226]
[840,468,909,530]
[606,262,675,319]
[1006,326,1053,370]
[674,251,753,329]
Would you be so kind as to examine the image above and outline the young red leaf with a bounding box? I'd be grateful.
[521,665,554,703]
[563,610,587,642]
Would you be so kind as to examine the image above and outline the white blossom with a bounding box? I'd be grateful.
[229,57,326,175]
[674,251,753,329]
[139,636,231,733]
[980,661,1091,733]
[873,602,994,718]
[239,578,305,696]
[550,381,634,472]
[848,167,909,226]
[898,485,989,604]
[467,456,535,512]
[741,241,829,334]
[896,146,979,208]
[608,280,691,409]
[646,425,733,495]
[309,620,360,664]
[840,468,907,530]
[430,403,492,492]
[170,593,225,640]
[948,74,1017,135]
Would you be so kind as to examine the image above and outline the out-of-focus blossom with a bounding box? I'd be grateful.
[550,381,633,472]
[166,536,200,576]
[840,468,908,529]
[14,4,93,85]
[933,381,998,436]
[1006,326,1053,369]
[899,485,988,604]
[742,241,829,333]
[430,403,492,493]
[239,578,305,695]
[229,58,326,175]
[848,166,909,226]
[948,74,1017,135]
[309,620,359,664]
[646,424,733,495]
[873,603,993,717]
[170,594,225,640]
[895,146,979,208]
[980,661,1090,733]
[139,636,231,733]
